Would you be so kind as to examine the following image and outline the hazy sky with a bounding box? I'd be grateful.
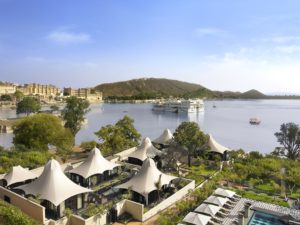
[1,0,300,93]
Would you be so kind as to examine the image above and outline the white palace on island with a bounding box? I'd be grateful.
[0,129,233,225]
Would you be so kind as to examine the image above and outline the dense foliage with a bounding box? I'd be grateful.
[173,122,208,166]
[0,94,12,101]
[13,113,74,151]
[273,122,300,160]
[16,96,41,115]
[62,96,90,135]
[95,115,141,156]
[0,200,40,225]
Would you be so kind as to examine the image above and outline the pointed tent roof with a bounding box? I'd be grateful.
[208,134,230,155]
[194,203,221,216]
[204,195,228,207]
[17,159,91,206]
[2,165,37,187]
[116,158,177,197]
[213,188,236,198]
[70,147,119,179]
[183,212,211,225]
[127,137,162,162]
[153,129,174,145]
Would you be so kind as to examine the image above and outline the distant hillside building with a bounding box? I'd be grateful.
[0,83,16,95]
[17,83,61,97]
[63,87,102,102]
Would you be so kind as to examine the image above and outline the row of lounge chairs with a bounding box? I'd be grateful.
[178,188,241,225]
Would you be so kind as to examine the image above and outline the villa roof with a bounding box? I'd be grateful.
[183,212,211,225]
[127,137,162,162]
[70,147,119,179]
[116,158,177,197]
[194,203,221,216]
[153,129,173,145]
[214,188,236,198]
[204,195,228,207]
[208,134,230,155]
[17,159,91,206]
[2,165,37,187]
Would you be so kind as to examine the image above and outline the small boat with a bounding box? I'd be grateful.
[249,118,261,125]
[213,105,216,108]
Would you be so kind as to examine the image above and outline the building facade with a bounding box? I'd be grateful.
[0,83,16,95]
[17,83,61,97]
[63,87,102,102]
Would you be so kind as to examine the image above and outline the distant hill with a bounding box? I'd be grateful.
[94,77,269,100]
[95,78,204,98]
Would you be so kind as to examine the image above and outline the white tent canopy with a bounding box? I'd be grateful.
[127,137,162,162]
[116,158,177,198]
[153,129,174,145]
[208,134,230,155]
[183,212,211,225]
[2,165,37,187]
[17,159,91,206]
[70,147,119,179]
[214,188,236,198]
[204,195,228,207]
[194,203,221,216]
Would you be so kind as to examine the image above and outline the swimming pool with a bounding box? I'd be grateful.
[248,211,284,225]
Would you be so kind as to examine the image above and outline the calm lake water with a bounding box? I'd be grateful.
[1,100,300,153]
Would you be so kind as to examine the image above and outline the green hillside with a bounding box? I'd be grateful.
[94,77,267,100]
[95,78,204,98]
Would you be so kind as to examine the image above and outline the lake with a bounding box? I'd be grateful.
[1,100,300,153]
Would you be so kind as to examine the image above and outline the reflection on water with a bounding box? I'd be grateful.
[1,100,300,153]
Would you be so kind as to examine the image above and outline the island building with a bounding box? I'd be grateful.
[69,147,120,188]
[126,137,162,166]
[17,83,61,97]
[0,82,16,95]
[63,87,102,102]
[208,134,231,161]
[116,157,177,205]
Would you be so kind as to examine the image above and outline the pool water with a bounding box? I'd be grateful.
[248,211,284,225]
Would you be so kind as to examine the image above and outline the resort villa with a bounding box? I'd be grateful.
[208,135,231,161]
[0,129,195,225]
[152,128,174,148]
[69,147,120,188]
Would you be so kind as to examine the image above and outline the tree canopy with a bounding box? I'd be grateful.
[173,121,208,167]
[16,96,41,115]
[274,122,300,160]
[13,113,74,151]
[62,96,90,136]
[95,115,141,156]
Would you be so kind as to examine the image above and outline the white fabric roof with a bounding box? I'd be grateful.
[208,134,230,154]
[116,158,177,197]
[17,159,91,206]
[214,188,236,198]
[194,203,221,216]
[127,137,162,162]
[70,147,119,179]
[153,129,173,145]
[204,195,228,207]
[2,165,37,187]
[183,212,211,225]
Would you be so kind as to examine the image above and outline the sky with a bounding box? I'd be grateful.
[1,0,300,93]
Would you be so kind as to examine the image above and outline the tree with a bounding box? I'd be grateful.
[62,96,90,136]
[13,113,74,151]
[115,115,141,147]
[285,166,300,195]
[173,122,208,167]
[16,97,41,116]
[0,94,12,101]
[95,115,141,156]
[274,122,300,160]
[14,90,24,102]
